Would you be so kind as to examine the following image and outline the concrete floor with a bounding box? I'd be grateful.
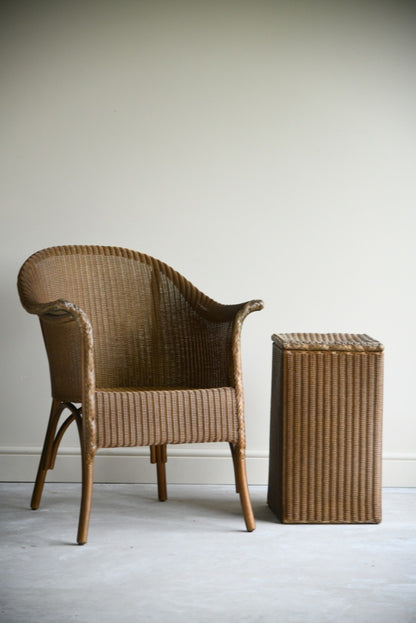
[0,484,415,623]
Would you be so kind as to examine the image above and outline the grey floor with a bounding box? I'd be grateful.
[1,484,415,623]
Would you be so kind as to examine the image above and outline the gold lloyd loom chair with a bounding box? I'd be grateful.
[18,246,263,544]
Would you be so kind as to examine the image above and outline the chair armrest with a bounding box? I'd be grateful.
[232,299,264,357]
[194,297,264,323]
[234,299,265,322]
[20,297,87,320]
[21,299,94,363]
[22,298,96,451]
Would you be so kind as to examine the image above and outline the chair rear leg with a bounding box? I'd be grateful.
[31,399,63,510]
[150,444,168,501]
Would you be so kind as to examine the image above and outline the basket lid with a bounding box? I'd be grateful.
[272,333,384,352]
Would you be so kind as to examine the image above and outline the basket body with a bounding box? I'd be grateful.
[267,333,384,524]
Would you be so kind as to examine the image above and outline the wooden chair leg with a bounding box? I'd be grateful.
[150,444,167,501]
[77,455,94,545]
[30,399,92,544]
[31,399,63,510]
[229,443,240,493]
[234,447,256,532]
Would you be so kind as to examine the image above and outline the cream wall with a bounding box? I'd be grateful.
[1,0,415,485]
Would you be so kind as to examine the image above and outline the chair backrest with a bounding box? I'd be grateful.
[18,246,234,396]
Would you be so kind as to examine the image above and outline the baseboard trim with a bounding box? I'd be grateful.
[0,447,415,486]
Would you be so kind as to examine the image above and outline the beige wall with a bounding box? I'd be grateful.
[1,0,415,485]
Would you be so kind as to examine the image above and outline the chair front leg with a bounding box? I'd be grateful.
[232,444,256,532]
[76,406,96,545]
[77,457,94,545]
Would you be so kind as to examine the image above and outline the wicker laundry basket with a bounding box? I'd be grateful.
[268,333,384,524]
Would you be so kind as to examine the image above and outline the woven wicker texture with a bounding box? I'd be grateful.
[18,245,263,542]
[268,333,384,524]
[272,333,384,351]
[96,387,238,447]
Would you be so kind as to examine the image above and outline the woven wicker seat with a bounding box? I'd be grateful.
[18,246,263,543]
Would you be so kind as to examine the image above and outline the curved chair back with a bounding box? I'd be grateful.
[18,246,233,400]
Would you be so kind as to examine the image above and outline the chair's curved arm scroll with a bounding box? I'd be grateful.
[234,299,265,323]
[231,299,264,368]
[194,296,264,324]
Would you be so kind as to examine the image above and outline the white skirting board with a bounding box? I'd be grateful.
[0,447,415,487]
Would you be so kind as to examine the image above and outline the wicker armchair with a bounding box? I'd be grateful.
[18,246,263,544]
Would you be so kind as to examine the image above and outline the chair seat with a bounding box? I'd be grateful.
[95,387,238,448]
